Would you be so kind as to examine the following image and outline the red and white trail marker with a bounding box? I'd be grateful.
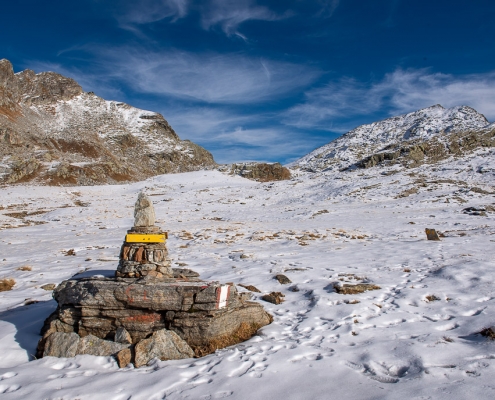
[216,285,230,309]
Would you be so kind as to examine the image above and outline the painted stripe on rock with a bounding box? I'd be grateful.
[216,285,230,309]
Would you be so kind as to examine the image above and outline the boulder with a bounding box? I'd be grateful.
[134,329,194,367]
[274,274,292,284]
[116,348,133,368]
[262,292,285,304]
[43,332,80,358]
[77,335,128,357]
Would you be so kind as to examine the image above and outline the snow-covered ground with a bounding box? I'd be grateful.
[0,148,494,399]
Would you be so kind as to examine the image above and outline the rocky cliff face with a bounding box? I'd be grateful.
[291,104,491,172]
[0,59,216,185]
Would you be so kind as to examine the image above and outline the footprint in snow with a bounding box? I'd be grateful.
[48,360,81,370]
[200,391,234,399]
[0,384,21,393]
[0,372,17,380]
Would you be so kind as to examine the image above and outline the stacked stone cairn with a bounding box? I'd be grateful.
[116,192,173,279]
[37,192,272,368]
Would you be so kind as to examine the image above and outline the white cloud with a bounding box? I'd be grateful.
[118,0,188,25]
[84,46,320,104]
[284,68,495,130]
[316,0,340,18]
[199,0,283,38]
[116,0,286,38]
[158,106,326,164]
[202,126,325,164]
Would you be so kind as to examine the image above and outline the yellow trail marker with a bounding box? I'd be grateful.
[125,233,167,243]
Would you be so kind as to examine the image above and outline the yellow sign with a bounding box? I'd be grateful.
[125,233,167,243]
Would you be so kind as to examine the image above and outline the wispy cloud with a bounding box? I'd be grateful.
[316,0,340,18]
[198,0,284,39]
[117,0,188,25]
[77,46,321,104]
[284,68,495,130]
[158,106,327,164]
[200,125,326,164]
[116,0,286,39]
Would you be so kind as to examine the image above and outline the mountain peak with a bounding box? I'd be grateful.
[292,104,490,172]
[0,59,216,185]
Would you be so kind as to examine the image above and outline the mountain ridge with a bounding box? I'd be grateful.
[291,104,491,172]
[0,59,216,185]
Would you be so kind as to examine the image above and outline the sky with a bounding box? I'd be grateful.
[1,0,495,164]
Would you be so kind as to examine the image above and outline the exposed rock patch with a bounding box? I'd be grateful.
[355,126,495,170]
[262,292,285,304]
[229,162,291,182]
[274,274,292,284]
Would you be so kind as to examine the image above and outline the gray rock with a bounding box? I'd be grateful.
[115,327,132,344]
[134,192,156,227]
[76,335,128,356]
[43,332,80,358]
[274,274,292,284]
[134,329,194,367]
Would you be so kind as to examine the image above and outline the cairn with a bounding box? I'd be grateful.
[116,192,172,279]
[36,192,272,368]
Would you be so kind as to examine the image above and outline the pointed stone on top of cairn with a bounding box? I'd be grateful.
[134,191,156,228]
[116,192,172,279]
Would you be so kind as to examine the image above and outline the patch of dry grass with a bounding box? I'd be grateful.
[334,283,381,295]
[0,278,15,292]
[238,284,261,293]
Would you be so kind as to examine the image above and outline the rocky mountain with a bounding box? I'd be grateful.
[292,104,493,172]
[0,59,216,185]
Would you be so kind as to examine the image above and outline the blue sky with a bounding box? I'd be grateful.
[1,0,494,164]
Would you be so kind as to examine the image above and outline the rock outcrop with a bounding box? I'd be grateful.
[354,124,495,170]
[229,162,291,182]
[37,193,272,366]
[0,59,216,185]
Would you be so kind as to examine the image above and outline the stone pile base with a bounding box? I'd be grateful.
[37,275,273,366]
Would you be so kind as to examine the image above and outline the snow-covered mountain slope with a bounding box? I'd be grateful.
[0,59,216,185]
[0,146,494,399]
[292,104,490,172]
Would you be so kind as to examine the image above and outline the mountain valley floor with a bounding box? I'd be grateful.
[0,148,494,399]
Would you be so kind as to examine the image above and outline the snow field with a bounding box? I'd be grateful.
[0,151,494,399]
